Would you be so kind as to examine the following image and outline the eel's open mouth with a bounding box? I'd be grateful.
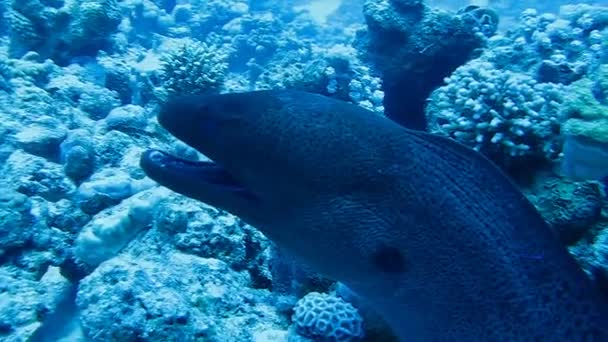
[140,149,255,198]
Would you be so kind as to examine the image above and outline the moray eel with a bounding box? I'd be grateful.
[141,90,608,341]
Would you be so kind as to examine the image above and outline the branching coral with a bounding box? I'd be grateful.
[253,44,384,113]
[424,4,608,174]
[486,5,608,85]
[159,39,228,97]
[426,60,564,169]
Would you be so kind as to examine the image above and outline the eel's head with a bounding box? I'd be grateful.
[140,90,362,226]
[141,92,273,223]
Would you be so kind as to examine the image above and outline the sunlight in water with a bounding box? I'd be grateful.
[295,0,342,24]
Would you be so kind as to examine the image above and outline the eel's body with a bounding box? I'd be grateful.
[141,90,608,341]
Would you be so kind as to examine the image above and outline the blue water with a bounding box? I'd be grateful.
[0,1,607,341]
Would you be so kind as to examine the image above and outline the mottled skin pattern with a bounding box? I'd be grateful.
[141,90,608,341]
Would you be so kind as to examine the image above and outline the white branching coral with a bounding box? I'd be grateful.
[426,60,564,168]
[160,39,228,96]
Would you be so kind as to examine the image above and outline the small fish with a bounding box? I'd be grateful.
[561,135,608,186]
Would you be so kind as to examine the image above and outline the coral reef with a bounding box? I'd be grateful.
[487,5,608,83]
[0,266,75,341]
[7,0,121,64]
[356,0,498,129]
[253,44,384,113]
[525,173,603,245]
[560,64,608,181]
[426,4,608,174]
[77,250,287,341]
[561,64,608,144]
[0,1,607,341]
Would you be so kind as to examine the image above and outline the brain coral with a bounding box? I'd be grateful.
[290,292,364,342]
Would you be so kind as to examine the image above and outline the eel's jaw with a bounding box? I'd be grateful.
[140,149,258,203]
